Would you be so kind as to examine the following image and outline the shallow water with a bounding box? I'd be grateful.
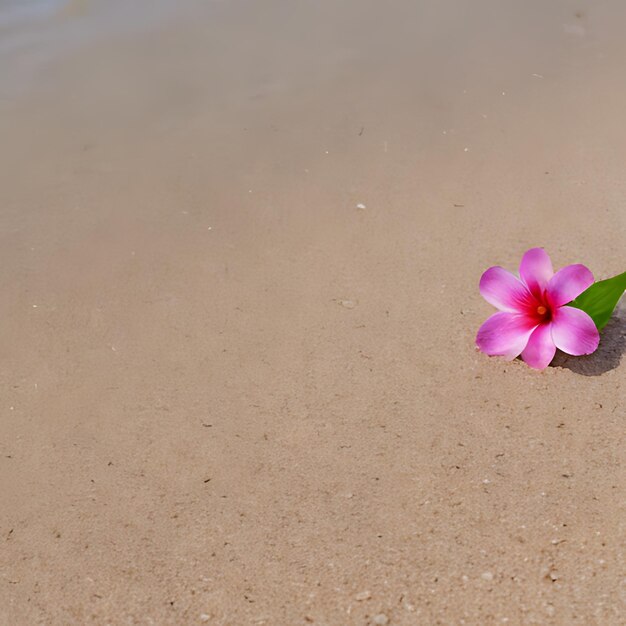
[0,0,176,94]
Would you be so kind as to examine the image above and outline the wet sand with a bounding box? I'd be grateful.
[1,1,625,624]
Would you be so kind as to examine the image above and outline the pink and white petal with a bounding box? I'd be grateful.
[521,324,557,369]
[551,306,599,356]
[519,248,554,300]
[479,266,535,313]
[546,264,594,307]
[476,312,537,359]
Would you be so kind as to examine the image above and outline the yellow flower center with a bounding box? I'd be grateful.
[537,305,547,316]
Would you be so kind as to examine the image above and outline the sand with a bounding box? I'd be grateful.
[1,0,625,624]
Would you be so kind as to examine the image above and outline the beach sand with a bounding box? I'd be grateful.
[1,0,625,623]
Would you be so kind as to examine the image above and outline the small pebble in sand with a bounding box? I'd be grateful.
[355,590,371,601]
[340,300,357,309]
[356,203,366,209]
[464,147,469,152]
[481,571,494,581]
[372,614,389,625]
[199,614,210,622]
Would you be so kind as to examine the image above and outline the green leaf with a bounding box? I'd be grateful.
[569,271,626,330]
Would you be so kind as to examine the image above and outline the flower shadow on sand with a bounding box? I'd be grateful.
[551,302,625,376]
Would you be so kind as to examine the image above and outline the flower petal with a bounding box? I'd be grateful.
[521,324,556,369]
[479,266,535,313]
[546,264,594,307]
[551,306,599,356]
[476,312,537,359]
[519,248,554,300]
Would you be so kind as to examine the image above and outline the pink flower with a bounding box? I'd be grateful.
[476,248,599,369]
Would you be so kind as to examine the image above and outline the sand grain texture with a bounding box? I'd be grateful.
[1,0,625,624]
